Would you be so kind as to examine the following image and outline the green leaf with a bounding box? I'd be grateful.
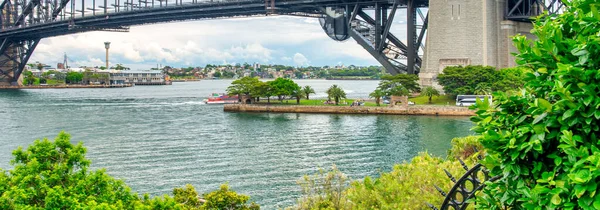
[551,193,562,205]
[594,195,600,209]
[571,47,588,57]
[563,109,576,120]
[537,98,552,112]
[537,68,548,74]
[533,112,548,125]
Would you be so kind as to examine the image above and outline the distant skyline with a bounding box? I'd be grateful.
[30,12,416,70]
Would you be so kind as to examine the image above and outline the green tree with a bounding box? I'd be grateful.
[493,67,528,92]
[369,89,385,106]
[213,71,222,78]
[173,184,202,209]
[436,65,515,96]
[326,85,346,105]
[269,78,300,102]
[23,70,35,85]
[473,83,492,95]
[255,82,273,103]
[0,132,261,209]
[420,86,440,104]
[376,74,420,97]
[201,184,259,210]
[0,132,141,208]
[473,1,600,208]
[388,86,409,97]
[226,77,261,97]
[292,165,352,210]
[115,64,127,70]
[302,86,315,100]
[66,72,83,84]
[379,74,420,92]
[291,89,305,104]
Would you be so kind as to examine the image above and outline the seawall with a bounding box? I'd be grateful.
[0,84,133,89]
[224,104,475,116]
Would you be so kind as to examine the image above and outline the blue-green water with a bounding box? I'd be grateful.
[0,80,473,209]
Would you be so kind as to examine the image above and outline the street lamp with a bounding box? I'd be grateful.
[104,42,111,70]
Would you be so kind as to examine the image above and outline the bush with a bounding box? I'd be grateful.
[472,1,600,208]
[201,184,259,210]
[288,165,352,210]
[346,153,473,209]
[447,136,484,161]
[0,132,258,209]
[437,65,526,96]
[288,137,484,210]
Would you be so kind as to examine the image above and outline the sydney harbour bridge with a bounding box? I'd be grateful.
[0,0,564,85]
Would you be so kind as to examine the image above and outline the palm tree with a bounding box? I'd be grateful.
[302,86,316,100]
[421,86,440,104]
[291,90,306,104]
[388,85,409,97]
[369,89,385,106]
[327,85,346,105]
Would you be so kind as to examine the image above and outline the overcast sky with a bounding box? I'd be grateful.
[30,11,416,70]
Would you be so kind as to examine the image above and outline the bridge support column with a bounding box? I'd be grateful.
[0,38,41,86]
[421,0,533,88]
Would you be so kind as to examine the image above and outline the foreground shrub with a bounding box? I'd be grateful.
[0,132,258,209]
[288,142,484,210]
[202,184,259,210]
[346,153,474,209]
[473,0,600,208]
[287,165,352,210]
[447,136,483,160]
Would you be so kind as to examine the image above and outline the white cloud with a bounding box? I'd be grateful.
[293,53,309,66]
[27,14,414,68]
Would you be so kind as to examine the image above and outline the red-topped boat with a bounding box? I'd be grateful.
[203,93,239,104]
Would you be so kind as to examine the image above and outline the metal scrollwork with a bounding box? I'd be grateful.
[427,151,500,210]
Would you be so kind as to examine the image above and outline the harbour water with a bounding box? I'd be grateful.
[0,80,473,209]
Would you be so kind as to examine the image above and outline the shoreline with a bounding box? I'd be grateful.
[0,84,133,89]
[224,104,475,116]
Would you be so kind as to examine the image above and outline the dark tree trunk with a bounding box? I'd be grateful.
[296,96,300,104]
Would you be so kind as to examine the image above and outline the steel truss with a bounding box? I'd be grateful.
[506,0,564,21]
[0,0,431,84]
[346,0,427,75]
[0,38,40,85]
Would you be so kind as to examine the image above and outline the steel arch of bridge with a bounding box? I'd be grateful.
[0,0,563,85]
[0,0,433,85]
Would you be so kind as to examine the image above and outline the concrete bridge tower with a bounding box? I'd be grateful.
[420,0,534,88]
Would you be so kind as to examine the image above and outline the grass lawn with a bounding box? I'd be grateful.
[45,79,65,85]
[255,98,380,107]
[409,95,455,105]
